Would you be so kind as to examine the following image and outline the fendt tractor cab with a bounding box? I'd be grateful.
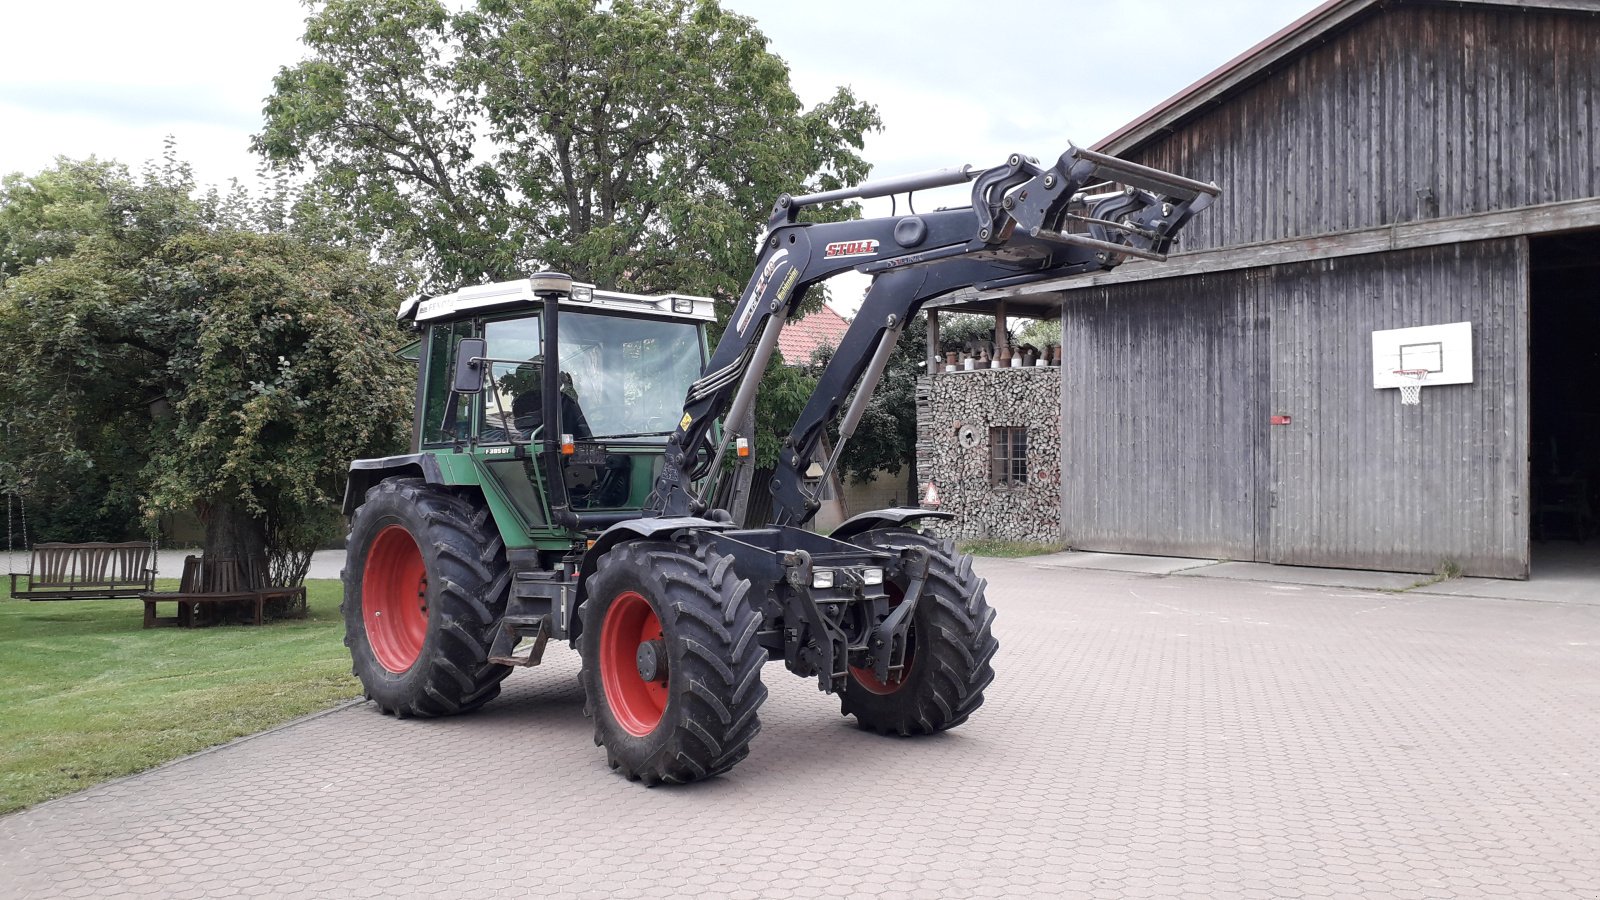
[390,279,716,541]
[343,146,1217,784]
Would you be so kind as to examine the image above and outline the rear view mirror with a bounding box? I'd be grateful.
[452,338,488,394]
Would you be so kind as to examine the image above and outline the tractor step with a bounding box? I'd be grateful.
[510,571,575,636]
[488,614,551,667]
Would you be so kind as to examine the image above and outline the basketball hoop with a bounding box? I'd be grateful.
[1393,369,1429,406]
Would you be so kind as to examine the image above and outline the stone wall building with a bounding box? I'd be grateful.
[916,367,1060,543]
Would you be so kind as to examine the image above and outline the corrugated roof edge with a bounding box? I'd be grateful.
[1092,0,1596,158]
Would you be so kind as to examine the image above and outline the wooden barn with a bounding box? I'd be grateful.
[928,0,1600,578]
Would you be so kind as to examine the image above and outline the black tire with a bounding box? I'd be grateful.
[577,538,768,785]
[342,478,512,718]
[840,529,998,735]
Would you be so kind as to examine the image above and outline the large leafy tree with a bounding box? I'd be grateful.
[0,155,412,582]
[255,0,880,297]
[256,0,883,516]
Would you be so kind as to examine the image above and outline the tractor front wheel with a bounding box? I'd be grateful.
[342,478,511,717]
[578,538,768,784]
[840,529,998,735]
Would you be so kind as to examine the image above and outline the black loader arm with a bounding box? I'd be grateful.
[650,145,1218,525]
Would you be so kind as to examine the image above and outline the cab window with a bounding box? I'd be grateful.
[480,314,545,444]
[419,321,475,447]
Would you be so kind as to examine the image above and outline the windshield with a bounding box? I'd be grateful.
[558,312,703,441]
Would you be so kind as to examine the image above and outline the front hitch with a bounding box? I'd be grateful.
[870,546,931,685]
[782,549,851,692]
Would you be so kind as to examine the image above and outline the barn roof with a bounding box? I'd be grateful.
[777,303,852,366]
[1093,0,1598,158]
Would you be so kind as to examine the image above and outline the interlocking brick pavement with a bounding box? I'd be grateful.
[4,558,1599,898]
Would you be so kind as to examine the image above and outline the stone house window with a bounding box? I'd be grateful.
[990,426,1028,487]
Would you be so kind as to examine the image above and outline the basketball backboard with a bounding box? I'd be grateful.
[1372,322,1473,390]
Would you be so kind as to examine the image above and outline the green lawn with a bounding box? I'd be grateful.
[958,539,1066,558]
[0,579,358,815]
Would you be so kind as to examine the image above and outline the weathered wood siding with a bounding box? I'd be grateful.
[1125,4,1600,251]
[1060,277,1271,560]
[1063,239,1529,577]
[1267,239,1529,578]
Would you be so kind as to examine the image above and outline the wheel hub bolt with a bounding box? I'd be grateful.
[636,639,668,682]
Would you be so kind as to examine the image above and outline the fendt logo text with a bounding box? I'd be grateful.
[824,239,879,259]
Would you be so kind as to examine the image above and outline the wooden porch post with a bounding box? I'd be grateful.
[994,300,1009,360]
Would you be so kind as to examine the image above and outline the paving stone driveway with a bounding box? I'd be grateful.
[4,558,1599,899]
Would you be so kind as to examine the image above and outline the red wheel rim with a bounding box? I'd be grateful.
[599,591,667,736]
[363,525,428,673]
[851,581,915,695]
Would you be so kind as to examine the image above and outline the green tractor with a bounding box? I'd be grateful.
[342,147,1216,783]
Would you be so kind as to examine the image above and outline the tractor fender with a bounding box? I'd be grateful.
[829,507,955,542]
[572,516,734,641]
[343,454,446,515]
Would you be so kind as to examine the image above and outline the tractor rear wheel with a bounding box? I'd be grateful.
[840,529,998,735]
[342,478,511,717]
[578,538,768,785]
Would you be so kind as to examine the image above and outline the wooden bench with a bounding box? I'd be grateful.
[9,542,156,600]
[237,554,310,621]
[140,555,308,628]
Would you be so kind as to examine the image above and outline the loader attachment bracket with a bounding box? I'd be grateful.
[870,546,930,685]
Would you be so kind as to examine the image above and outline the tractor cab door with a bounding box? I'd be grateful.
[470,313,553,531]
[416,321,475,451]
[412,317,551,534]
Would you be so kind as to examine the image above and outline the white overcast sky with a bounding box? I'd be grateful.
[0,0,1325,306]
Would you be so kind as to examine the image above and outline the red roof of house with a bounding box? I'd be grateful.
[777,304,852,366]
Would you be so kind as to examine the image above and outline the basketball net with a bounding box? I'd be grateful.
[1394,369,1428,406]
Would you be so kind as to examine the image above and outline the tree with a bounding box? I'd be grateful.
[260,0,883,518]
[0,154,412,583]
[1018,316,1060,353]
[255,0,883,528]
[937,312,1017,358]
[0,159,120,283]
[0,152,215,544]
[808,315,928,495]
[255,0,880,298]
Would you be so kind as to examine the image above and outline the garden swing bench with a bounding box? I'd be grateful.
[6,493,156,600]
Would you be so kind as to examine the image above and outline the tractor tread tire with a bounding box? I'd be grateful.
[840,529,998,736]
[342,478,511,718]
[578,538,768,785]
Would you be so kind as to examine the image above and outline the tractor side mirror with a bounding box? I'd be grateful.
[452,338,488,394]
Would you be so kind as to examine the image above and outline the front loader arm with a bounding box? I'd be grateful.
[651,146,1218,523]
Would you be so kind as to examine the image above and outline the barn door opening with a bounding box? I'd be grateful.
[1529,230,1600,578]
[1266,242,1528,577]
